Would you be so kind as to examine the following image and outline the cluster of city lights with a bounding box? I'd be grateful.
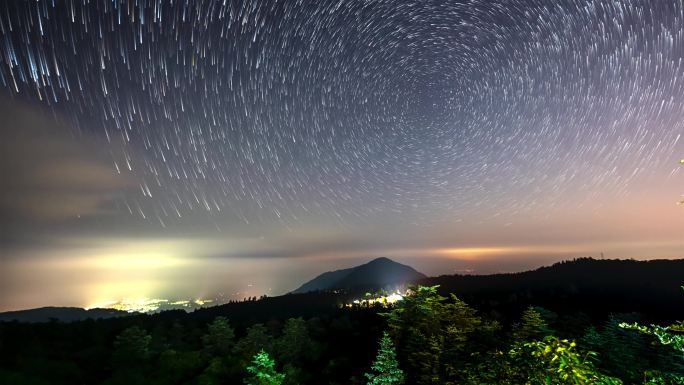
[86,298,214,313]
[345,292,404,308]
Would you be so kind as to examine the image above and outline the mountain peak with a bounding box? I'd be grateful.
[367,257,394,264]
[291,257,426,294]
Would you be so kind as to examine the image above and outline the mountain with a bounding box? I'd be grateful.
[198,258,684,325]
[292,257,426,293]
[0,306,132,323]
[418,257,684,320]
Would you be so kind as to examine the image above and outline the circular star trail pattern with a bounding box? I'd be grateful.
[1,0,683,229]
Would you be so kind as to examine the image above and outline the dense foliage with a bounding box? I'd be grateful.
[2,277,684,384]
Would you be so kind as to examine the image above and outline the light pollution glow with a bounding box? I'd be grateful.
[86,298,214,313]
[1,231,682,312]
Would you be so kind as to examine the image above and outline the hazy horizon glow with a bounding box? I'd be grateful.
[1,0,683,312]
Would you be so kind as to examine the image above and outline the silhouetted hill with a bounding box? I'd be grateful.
[0,306,132,323]
[418,257,684,322]
[292,257,426,293]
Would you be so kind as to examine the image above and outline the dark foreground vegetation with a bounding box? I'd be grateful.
[1,258,684,384]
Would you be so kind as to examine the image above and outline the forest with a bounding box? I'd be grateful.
[2,259,684,384]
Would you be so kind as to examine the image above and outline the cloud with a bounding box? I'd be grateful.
[0,98,131,225]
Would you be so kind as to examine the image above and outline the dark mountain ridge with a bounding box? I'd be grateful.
[0,306,131,323]
[418,257,684,322]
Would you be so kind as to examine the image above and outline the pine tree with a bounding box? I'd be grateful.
[275,318,316,385]
[235,323,274,359]
[202,316,236,356]
[276,317,314,364]
[365,332,404,385]
[244,350,285,385]
[592,315,648,383]
[113,325,152,365]
[513,306,552,341]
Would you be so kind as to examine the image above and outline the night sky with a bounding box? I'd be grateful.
[1,0,683,311]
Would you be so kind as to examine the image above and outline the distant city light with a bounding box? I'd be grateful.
[86,297,214,313]
[347,292,405,308]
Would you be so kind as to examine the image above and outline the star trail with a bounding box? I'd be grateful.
[0,0,683,311]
